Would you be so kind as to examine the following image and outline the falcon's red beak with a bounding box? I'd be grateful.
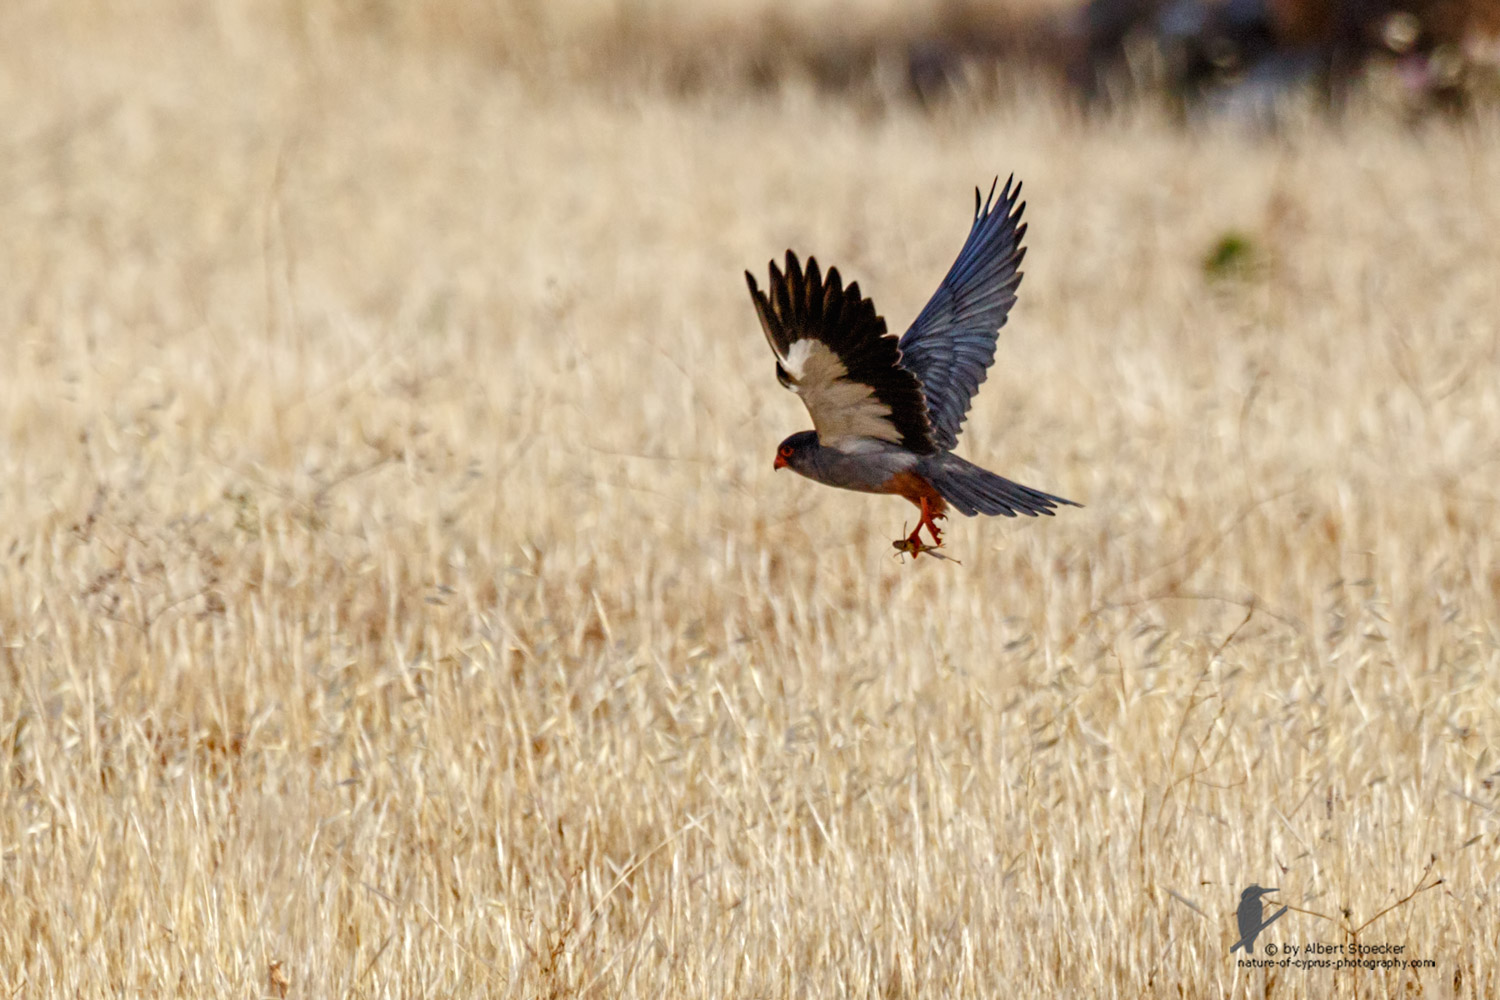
[773,453,788,470]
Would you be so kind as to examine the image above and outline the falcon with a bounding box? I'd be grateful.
[746,176,1079,560]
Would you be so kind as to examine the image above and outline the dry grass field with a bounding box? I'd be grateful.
[3,1,1499,997]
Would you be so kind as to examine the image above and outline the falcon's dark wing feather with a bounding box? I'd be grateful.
[898,177,1028,451]
[747,251,934,454]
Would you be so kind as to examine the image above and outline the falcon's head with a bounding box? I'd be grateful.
[773,430,818,472]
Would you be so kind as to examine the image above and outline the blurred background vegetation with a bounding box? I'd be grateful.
[4,1,1499,996]
[25,0,1500,119]
[277,0,1500,117]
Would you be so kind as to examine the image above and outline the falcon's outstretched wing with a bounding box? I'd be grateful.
[898,177,1028,452]
[747,251,934,454]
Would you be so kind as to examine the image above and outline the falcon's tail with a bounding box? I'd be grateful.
[926,454,1081,518]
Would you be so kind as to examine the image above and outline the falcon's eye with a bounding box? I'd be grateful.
[778,445,794,458]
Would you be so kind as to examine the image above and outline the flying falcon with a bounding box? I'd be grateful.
[746,177,1079,560]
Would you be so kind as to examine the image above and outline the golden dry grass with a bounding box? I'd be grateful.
[2,2,1499,997]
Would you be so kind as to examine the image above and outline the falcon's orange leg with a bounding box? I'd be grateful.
[904,497,945,549]
[898,496,947,558]
[918,496,946,546]
[883,472,950,561]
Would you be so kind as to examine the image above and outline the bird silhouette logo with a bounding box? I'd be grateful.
[1229,885,1289,953]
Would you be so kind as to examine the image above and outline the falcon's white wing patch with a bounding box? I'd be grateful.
[781,340,903,447]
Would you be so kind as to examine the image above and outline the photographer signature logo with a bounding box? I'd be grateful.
[1229,885,1289,953]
